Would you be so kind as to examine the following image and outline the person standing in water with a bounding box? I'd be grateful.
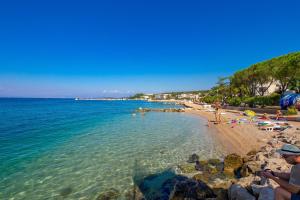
[214,101,221,124]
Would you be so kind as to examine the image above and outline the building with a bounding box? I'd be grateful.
[256,82,280,96]
[154,93,171,100]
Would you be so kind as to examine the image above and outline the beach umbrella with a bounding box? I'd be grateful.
[244,110,256,117]
[280,93,300,109]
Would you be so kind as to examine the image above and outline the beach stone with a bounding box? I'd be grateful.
[235,175,259,188]
[209,178,233,189]
[124,187,144,200]
[246,150,257,156]
[208,158,222,166]
[294,141,300,147]
[187,153,199,163]
[228,184,255,200]
[178,163,196,173]
[256,152,267,161]
[224,154,243,176]
[243,161,262,177]
[193,172,210,183]
[260,145,273,154]
[264,158,291,172]
[169,179,216,200]
[243,150,257,163]
[209,166,219,174]
[96,188,120,200]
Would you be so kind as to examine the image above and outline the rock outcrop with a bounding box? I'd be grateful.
[176,126,299,200]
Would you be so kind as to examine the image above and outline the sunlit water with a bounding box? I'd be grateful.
[0,98,224,199]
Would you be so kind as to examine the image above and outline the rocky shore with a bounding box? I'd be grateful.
[95,103,300,200]
[95,126,299,200]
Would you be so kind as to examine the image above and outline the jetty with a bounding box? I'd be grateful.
[136,108,185,113]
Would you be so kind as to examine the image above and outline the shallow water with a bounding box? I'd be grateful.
[0,98,224,199]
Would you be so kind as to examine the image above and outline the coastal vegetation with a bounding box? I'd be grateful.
[202,52,300,108]
[128,93,147,99]
[129,52,299,111]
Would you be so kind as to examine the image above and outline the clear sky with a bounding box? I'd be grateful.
[0,0,300,98]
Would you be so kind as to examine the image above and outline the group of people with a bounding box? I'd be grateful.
[211,101,300,200]
[213,101,284,124]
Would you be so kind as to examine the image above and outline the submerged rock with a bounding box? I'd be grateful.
[96,188,120,200]
[169,179,216,200]
[187,153,199,163]
[178,163,197,173]
[59,186,72,197]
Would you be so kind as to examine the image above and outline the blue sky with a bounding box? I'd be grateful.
[0,0,300,97]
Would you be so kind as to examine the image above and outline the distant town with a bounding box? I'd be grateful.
[75,90,211,103]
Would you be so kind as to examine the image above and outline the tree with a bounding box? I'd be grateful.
[273,52,300,94]
[254,62,275,96]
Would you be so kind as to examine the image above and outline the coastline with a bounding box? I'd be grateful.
[184,108,270,155]
[182,102,300,155]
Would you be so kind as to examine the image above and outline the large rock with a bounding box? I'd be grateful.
[241,161,263,177]
[243,150,257,162]
[224,154,243,176]
[193,173,211,183]
[255,152,268,162]
[263,158,291,172]
[169,179,216,200]
[235,175,259,188]
[96,188,120,200]
[228,184,255,200]
[178,163,196,173]
[124,186,144,200]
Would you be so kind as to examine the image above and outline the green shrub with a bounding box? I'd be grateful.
[244,96,256,107]
[243,93,280,107]
[227,97,242,106]
[202,95,220,104]
[287,106,298,115]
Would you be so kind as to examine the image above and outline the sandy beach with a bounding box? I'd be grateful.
[183,102,300,156]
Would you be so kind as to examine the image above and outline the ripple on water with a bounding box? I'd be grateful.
[0,101,225,199]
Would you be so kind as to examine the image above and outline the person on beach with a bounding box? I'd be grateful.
[276,110,283,120]
[261,113,270,120]
[261,144,300,200]
[214,101,221,124]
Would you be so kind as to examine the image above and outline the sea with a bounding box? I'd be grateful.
[0,98,224,199]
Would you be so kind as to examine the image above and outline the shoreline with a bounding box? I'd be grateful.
[137,99,273,155]
[184,109,270,156]
[181,102,300,155]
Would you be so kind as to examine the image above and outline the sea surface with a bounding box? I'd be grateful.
[0,98,224,199]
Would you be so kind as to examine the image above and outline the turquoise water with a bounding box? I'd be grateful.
[0,98,224,199]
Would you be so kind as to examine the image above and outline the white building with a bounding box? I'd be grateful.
[256,82,280,96]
